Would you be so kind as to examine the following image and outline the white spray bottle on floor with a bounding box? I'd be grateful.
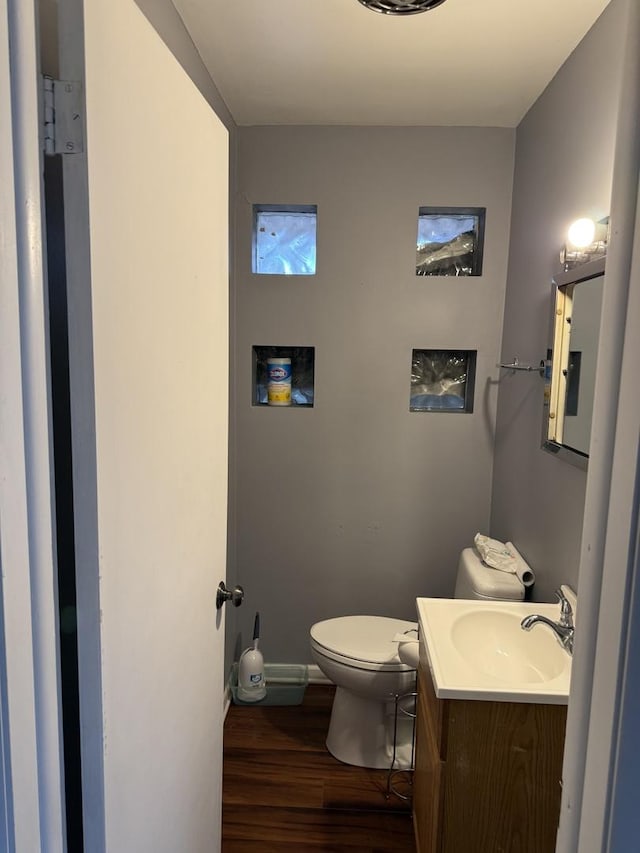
[237,612,266,702]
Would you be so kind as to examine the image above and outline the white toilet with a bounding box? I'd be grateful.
[309,547,524,769]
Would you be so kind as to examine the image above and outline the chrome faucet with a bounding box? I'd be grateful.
[521,589,574,655]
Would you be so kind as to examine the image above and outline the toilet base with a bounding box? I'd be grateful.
[326,686,414,769]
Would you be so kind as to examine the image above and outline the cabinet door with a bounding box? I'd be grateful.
[414,677,444,853]
[442,699,566,853]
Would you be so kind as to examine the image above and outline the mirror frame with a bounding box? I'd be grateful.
[542,256,606,471]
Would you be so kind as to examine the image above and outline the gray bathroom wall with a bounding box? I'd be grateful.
[490,0,627,600]
[234,126,515,664]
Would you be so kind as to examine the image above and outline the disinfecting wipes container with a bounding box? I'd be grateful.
[267,357,292,406]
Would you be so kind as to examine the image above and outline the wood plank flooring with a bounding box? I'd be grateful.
[222,685,416,852]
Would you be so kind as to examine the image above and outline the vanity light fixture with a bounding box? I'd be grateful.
[357,0,448,15]
[568,218,598,248]
[561,216,609,270]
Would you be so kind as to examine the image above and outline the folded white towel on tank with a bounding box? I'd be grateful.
[474,533,518,573]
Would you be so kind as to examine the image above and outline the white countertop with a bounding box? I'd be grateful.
[417,597,571,705]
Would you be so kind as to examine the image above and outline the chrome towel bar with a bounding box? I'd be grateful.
[497,357,545,377]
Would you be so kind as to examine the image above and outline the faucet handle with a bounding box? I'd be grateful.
[555,588,574,627]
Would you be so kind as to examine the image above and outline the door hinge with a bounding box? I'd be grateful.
[42,76,84,156]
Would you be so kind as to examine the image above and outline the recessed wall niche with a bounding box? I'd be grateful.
[416,207,485,276]
[252,346,315,407]
[410,349,477,413]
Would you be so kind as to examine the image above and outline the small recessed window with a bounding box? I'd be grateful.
[416,207,485,276]
[253,205,317,275]
[410,349,477,413]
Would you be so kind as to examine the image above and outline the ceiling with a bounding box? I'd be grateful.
[172,0,610,128]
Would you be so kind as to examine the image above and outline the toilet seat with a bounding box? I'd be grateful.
[310,615,417,672]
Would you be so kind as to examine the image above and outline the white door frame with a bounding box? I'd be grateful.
[55,0,107,845]
[556,1,640,850]
[0,0,66,850]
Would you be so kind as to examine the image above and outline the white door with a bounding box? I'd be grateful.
[57,0,229,850]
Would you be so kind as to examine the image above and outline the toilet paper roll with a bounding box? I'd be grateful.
[505,542,536,588]
[393,630,419,668]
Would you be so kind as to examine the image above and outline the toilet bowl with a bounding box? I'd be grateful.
[310,615,418,769]
[310,547,525,769]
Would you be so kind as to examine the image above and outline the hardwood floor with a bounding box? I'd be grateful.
[222,685,416,852]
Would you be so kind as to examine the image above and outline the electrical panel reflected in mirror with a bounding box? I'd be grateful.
[542,257,605,470]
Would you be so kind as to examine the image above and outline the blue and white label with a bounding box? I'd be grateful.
[267,363,292,382]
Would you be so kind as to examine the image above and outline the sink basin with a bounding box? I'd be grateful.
[416,598,572,704]
[450,610,567,683]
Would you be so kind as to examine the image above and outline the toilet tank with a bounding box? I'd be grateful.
[454,547,524,601]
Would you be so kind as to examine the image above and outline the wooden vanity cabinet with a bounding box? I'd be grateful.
[413,640,567,853]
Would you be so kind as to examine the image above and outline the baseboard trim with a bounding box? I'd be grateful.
[307,664,331,685]
[224,665,329,715]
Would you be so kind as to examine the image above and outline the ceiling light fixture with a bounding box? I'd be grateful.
[357,0,448,15]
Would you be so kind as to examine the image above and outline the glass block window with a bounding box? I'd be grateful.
[253,346,315,407]
[410,349,477,413]
[416,207,485,276]
[253,205,317,275]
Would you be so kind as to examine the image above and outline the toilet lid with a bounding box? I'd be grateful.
[310,615,417,668]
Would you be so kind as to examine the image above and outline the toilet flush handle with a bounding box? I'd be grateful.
[216,581,244,610]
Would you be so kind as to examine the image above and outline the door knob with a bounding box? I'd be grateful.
[216,581,244,610]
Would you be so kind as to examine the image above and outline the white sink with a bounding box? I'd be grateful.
[451,610,567,684]
[416,598,572,704]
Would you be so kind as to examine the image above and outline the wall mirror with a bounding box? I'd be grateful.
[542,257,605,470]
